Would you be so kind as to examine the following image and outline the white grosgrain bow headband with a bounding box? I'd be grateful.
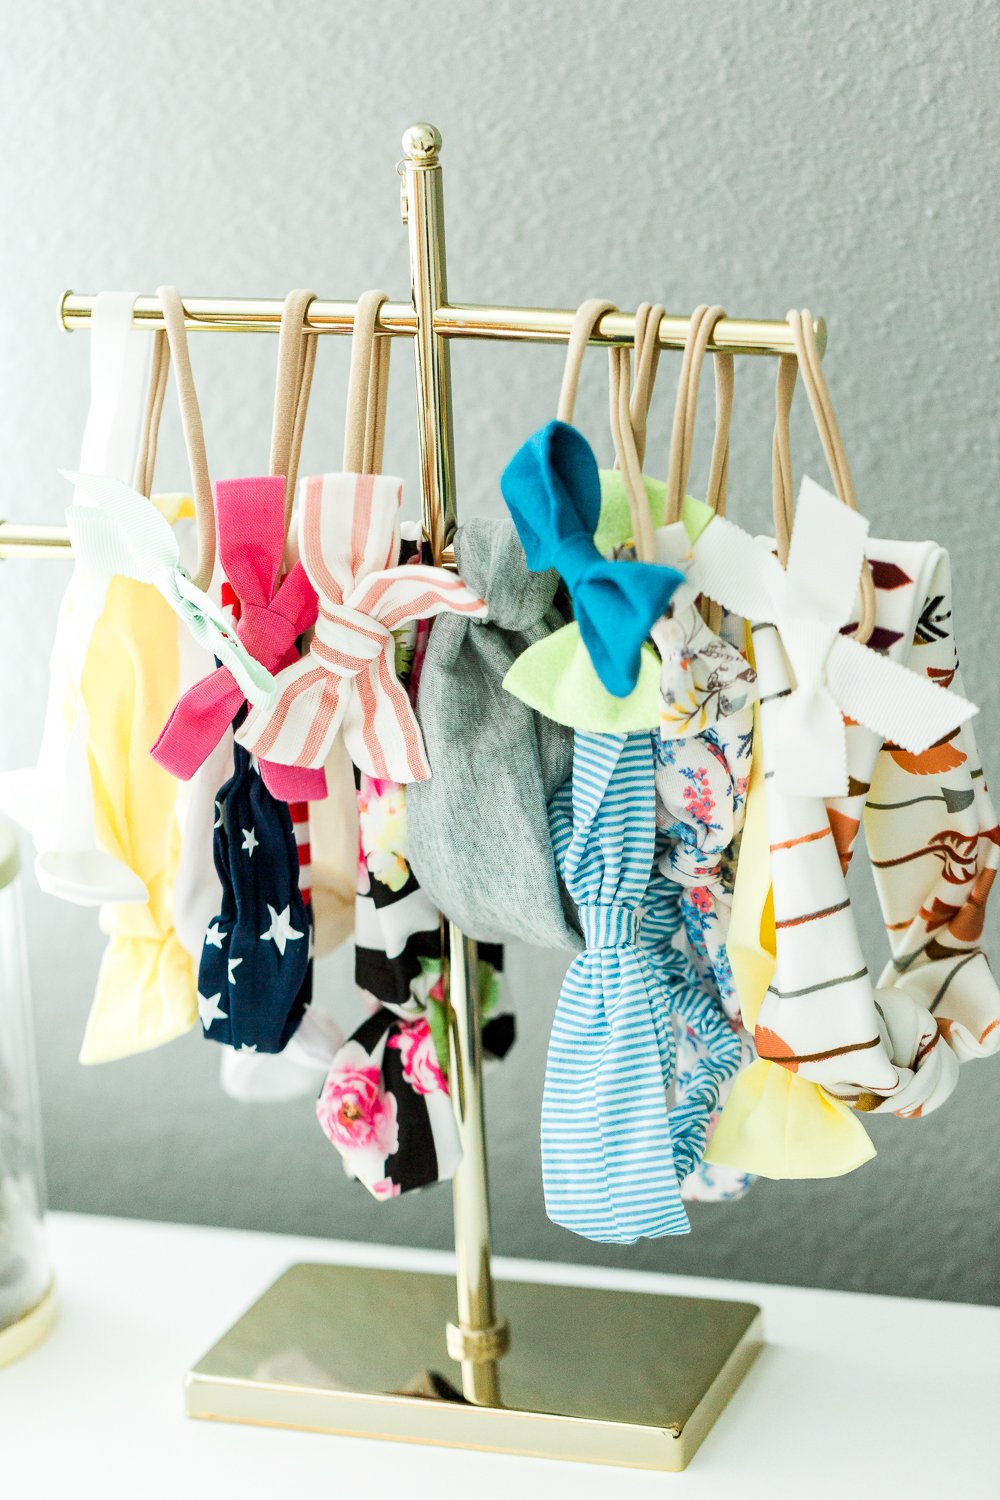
[63,470,277,707]
[683,476,976,798]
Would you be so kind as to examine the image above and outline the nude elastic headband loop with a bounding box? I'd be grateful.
[782,309,876,643]
[270,289,318,532]
[131,287,215,591]
[343,290,391,475]
[556,299,617,425]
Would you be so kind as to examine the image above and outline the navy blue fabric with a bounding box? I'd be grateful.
[199,743,312,1053]
[500,420,683,697]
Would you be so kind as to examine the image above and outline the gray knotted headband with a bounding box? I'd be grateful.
[407,517,582,950]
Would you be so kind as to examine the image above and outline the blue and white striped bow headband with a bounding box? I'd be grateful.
[542,730,685,1244]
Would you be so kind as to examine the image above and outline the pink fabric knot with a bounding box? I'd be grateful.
[151,475,326,803]
[236,472,488,784]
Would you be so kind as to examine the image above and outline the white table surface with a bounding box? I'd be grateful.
[1,1211,997,1498]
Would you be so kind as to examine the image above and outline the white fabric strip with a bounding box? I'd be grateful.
[691,478,977,798]
[0,294,152,904]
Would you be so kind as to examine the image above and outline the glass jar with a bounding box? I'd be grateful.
[0,817,54,1365]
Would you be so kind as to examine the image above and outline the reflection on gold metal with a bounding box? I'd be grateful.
[444,924,509,1404]
[402,120,507,1407]
[0,523,72,558]
[401,122,457,560]
[0,1281,57,1368]
[60,291,824,357]
[59,292,419,337]
[185,1263,763,1472]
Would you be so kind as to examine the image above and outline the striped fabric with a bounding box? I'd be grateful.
[237,473,487,783]
[290,799,311,904]
[749,535,993,1111]
[860,550,1000,1114]
[542,731,689,1244]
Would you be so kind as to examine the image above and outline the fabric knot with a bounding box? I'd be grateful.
[238,600,302,671]
[312,604,391,678]
[782,615,837,697]
[551,531,600,593]
[580,902,640,949]
[235,472,487,784]
[500,423,683,700]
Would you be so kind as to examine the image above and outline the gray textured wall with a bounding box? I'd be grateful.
[1,0,998,1304]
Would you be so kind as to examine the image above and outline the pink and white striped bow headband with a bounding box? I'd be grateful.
[237,473,487,783]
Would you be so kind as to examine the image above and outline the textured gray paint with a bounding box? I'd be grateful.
[1,0,998,1303]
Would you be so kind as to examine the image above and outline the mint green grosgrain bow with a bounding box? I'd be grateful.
[62,470,277,707]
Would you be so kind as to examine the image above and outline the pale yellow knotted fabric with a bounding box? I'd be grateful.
[78,288,214,1062]
[80,494,198,1063]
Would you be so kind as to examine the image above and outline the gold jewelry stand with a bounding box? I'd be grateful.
[0,123,810,1468]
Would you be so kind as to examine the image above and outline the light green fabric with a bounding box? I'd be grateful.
[593,471,667,554]
[682,493,715,544]
[502,626,661,731]
[502,470,668,732]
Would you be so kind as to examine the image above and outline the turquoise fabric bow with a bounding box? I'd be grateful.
[501,422,683,697]
[63,470,277,708]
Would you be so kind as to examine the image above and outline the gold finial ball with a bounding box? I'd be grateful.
[402,123,442,162]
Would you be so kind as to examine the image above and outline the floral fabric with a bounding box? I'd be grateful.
[644,523,759,1202]
[653,697,756,1204]
[317,560,510,1200]
[652,522,757,739]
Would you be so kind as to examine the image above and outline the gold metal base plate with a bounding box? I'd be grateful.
[186,1264,762,1471]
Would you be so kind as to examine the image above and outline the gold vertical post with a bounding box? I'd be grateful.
[400,123,456,559]
[401,125,508,1406]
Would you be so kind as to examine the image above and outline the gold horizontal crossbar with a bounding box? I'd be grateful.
[60,293,825,357]
[0,291,827,557]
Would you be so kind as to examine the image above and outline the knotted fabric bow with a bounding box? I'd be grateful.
[706,533,996,1180]
[684,477,976,798]
[151,476,324,802]
[543,731,688,1244]
[236,473,487,783]
[502,422,683,699]
[406,517,580,951]
[652,522,758,739]
[64,471,276,709]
